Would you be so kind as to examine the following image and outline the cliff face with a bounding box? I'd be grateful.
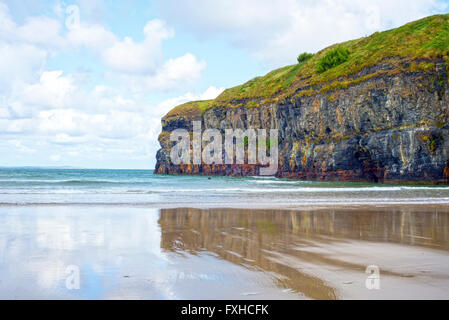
[155,15,449,184]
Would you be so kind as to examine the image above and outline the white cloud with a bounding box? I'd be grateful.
[33,85,223,139]
[66,23,117,51]
[153,85,224,117]
[0,2,17,39]
[143,53,206,90]
[50,154,61,162]
[198,86,225,100]
[17,16,64,47]
[21,71,75,108]
[37,108,148,139]
[0,106,10,118]
[106,53,206,93]
[0,1,210,167]
[102,19,174,74]
[74,0,107,24]
[0,2,203,92]
[51,133,90,145]
[63,18,204,91]
[0,64,223,164]
[0,5,56,98]
[10,140,35,153]
[159,0,448,66]
[0,81,224,167]
[0,4,63,48]
[0,43,47,91]
[0,118,35,134]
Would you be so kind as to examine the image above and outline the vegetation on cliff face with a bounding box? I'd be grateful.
[316,47,350,73]
[163,14,449,120]
[297,52,314,64]
[163,100,213,121]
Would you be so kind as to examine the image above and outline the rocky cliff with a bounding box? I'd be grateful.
[155,15,449,184]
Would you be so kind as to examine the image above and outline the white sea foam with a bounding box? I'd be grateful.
[1,168,448,205]
[1,186,449,194]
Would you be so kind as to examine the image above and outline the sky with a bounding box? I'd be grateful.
[0,0,448,169]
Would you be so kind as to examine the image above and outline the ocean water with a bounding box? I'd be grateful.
[1,168,449,206]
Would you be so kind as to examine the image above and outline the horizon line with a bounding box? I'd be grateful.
[0,166,155,170]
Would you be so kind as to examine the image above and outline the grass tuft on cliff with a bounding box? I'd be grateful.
[316,47,350,73]
[297,52,314,64]
[164,14,449,119]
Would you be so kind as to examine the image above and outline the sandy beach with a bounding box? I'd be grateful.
[0,204,448,300]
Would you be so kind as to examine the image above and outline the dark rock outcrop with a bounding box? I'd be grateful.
[155,57,449,184]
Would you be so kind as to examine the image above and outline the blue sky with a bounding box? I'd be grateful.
[0,0,448,169]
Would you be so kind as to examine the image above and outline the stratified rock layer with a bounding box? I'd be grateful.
[155,57,449,184]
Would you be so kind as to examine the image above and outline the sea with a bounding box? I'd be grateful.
[1,168,449,207]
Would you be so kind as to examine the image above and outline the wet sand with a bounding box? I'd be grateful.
[0,205,448,299]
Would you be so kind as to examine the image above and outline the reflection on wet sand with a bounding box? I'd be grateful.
[0,205,448,299]
[159,207,449,299]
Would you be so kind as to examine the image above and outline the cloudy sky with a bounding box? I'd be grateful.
[0,0,448,169]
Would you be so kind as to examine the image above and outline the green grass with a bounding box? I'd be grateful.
[297,52,314,64]
[216,62,306,102]
[316,47,350,73]
[163,100,213,120]
[165,14,449,119]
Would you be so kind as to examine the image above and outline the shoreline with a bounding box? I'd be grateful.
[154,172,449,186]
[1,201,449,210]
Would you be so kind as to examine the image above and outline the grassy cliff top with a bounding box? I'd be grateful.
[163,100,213,121]
[164,14,449,120]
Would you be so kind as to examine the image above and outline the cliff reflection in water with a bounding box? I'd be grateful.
[158,207,449,299]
